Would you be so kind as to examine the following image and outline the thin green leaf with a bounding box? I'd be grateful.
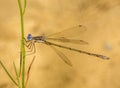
[13,62,21,88]
[0,60,18,86]
[23,0,27,15]
[19,51,22,77]
[25,56,35,87]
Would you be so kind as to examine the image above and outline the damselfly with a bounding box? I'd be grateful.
[24,25,110,66]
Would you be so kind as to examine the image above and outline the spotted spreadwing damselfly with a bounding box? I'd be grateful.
[24,25,110,66]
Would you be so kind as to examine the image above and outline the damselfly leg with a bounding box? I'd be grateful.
[24,38,36,55]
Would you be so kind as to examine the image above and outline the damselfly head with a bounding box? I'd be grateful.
[27,34,33,40]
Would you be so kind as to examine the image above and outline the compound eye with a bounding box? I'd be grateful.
[27,34,33,40]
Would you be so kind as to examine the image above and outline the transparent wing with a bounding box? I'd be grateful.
[46,37,88,45]
[46,25,86,38]
[50,45,72,66]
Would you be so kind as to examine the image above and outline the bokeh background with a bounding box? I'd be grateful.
[0,0,120,88]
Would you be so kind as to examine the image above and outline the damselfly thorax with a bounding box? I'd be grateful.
[27,34,46,43]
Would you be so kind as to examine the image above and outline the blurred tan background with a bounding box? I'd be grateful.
[0,0,120,88]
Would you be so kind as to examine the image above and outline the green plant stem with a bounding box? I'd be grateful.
[17,0,26,88]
